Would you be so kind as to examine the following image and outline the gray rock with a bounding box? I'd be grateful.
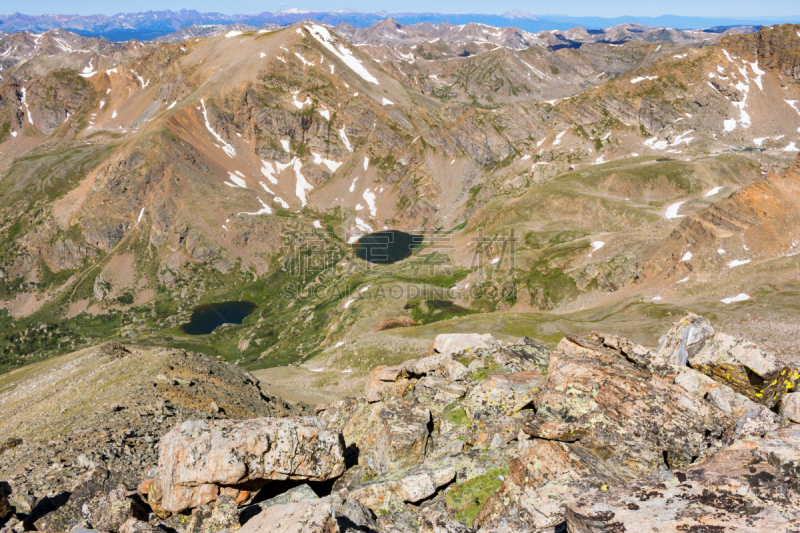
[655,313,714,365]
[780,392,800,423]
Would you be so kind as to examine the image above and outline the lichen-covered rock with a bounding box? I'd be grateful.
[522,336,733,479]
[148,417,345,513]
[371,401,433,474]
[183,495,240,533]
[365,364,413,403]
[655,313,715,365]
[591,331,669,373]
[463,371,543,420]
[119,518,172,533]
[407,353,454,375]
[32,466,117,532]
[119,518,171,533]
[441,360,470,382]
[419,500,473,533]
[673,366,718,396]
[238,495,377,533]
[721,407,789,444]
[476,440,604,531]
[566,425,800,532]
[780,392,800,422]
[349,465,455,511]
[689,333,797,406]
[498,337,550,371]
[90,487,149,532]
[239,500,337,533]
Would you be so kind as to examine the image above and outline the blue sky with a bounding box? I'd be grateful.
[9,0,799,17]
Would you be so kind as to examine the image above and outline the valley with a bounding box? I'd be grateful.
[0,19,798,398]
[1,12,800,533]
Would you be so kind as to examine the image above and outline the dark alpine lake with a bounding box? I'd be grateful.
[180,301,257,335]
[353,230,424,264]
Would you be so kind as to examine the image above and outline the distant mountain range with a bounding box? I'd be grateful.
[1,9,799,41]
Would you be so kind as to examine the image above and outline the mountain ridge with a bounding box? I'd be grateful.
[2,10,800,41]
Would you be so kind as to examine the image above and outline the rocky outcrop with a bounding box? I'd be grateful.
[6,315,800,533]
[689,333,797,406]
[654,313,715,365]
[566,425,800,532]
[143,417,345,514]
[431,333,496,356]
[523,334,733,479]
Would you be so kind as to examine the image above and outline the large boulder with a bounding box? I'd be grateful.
[463,371,544,420]
[365,364,413,403]
[522,335,733,479]
[780,392,800,422]
[566,425,800,532]
[349,465,455,511]
[32,466,118,532]
[689,333,797,406]
[431,333,496,356]
[240,500,337,533]
[239,495,377,533]
[320,398,433,475]
[144,417,345,514]
[90,487,149,532]
[371,401,433,474]
[654,313,715,365]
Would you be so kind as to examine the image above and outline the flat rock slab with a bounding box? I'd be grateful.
[431,333,496,356]
[566,425,800,532]
[153,417,345,513]
[464,371,543,420]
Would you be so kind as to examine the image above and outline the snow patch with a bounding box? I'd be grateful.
[260,160,278,184]
[721,293,750,304]
[631,75,658,84]
[227,172,248,188]
[338,127,353,152]
[239,197,273,216]
[381,97,394,105]
[200,99,236,158]
[293,159,313,207]
[362,189,377,217]
[665,201,685,219]
[312,152,342,172]
[727,259,750,268]
[225,31,243,38]
[705,186,723,197]
[304,24,379,84]
[680,251,692,262]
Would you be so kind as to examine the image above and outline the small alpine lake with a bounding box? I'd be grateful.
[180,301,257,335]
[353,230,424,264]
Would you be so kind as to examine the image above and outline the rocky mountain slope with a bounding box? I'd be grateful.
[1,316,799,532]
[0,21,798,383]
[0,341,305,505]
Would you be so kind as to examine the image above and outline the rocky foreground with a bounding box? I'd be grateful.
[2,315,800,532]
